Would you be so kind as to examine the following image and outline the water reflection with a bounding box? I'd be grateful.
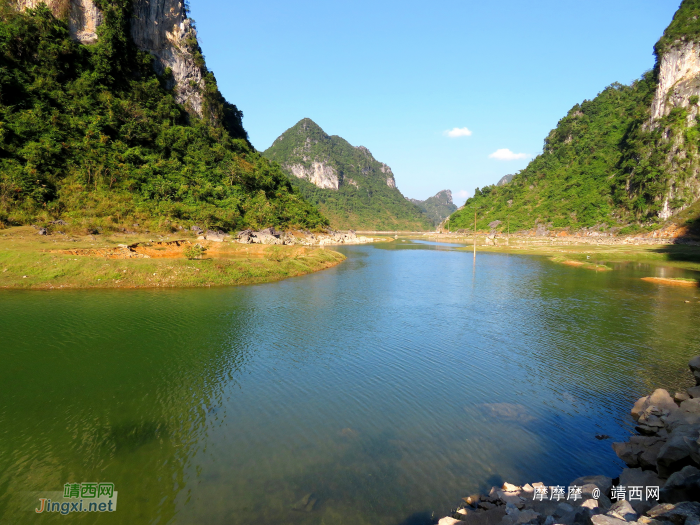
[0,244,699,524]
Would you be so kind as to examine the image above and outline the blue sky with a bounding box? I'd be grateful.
[190,0,680,205]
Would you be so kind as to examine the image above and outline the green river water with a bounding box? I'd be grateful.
[1,240,699,524]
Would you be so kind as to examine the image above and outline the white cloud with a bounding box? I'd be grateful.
[454,190,470,206]
[444,127,473,138]
[489,148,529,161]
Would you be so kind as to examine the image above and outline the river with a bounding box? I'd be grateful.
[1,240,699,524]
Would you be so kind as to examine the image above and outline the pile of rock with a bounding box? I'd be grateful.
[439,356,700,525]
[235,228,374,246]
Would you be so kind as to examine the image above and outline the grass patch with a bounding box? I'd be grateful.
[0,227,345,289]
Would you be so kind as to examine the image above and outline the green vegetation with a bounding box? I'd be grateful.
[410,190,457,227]
[0,227,344,289]
[263,119,431,231]
[0,4,327,232]
[449,77,658,233]
[183,244,206,259]
[449,0,700,236]
[654,0,700,59]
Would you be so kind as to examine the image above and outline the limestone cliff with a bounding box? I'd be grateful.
[263,118,432,231]
[288,162,339,190]
[13,0,205,116]
[650,41,700,124]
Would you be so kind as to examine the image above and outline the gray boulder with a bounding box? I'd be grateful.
[632,390,677,421]
[687,387,700,399]
[607,500,637,521]
[591,516,627,525]
[205,230,227,242]
[657,430,700,479]
[676,392,692,404]
[689,356,700,386]
[648,502,700,525]
[571,476,614,496]
[619,468,663,514]
[661,466,700,504]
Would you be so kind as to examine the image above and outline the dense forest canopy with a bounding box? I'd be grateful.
[0,2,327,232]
[264,119,431,231]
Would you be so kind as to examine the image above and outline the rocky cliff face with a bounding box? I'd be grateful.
[650,42,700,123]
[288,162,339,190]
[14,0,205,116]
[646,41,700,220]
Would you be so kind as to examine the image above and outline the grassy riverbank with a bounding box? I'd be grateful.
[416,233,700,272]
[481,242,700,272]
[0,227,345,290]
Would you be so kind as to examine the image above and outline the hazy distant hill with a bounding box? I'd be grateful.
[409,190,457,226]
[264,119,431,231]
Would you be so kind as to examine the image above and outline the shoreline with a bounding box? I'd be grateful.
[438,356,700,525]
[0,227,349,290]
[393,233,700,273]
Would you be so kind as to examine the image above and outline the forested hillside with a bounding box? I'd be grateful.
[0,3,327,232]
[264,119,431,231]
[449,0,700,235]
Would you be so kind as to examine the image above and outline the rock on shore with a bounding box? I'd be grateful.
[439,357,700,525]
[234,228,375,246]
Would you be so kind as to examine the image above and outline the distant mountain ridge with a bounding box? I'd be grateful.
[409,190,457,226]
[263,119,431,231]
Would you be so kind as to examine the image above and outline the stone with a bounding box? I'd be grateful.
[458,508,476,516]
[648,502,700,524]
[515,510,540,524]
[676,392,691,404]
[680,399,700,415]
[637,517,666,525]
[571,476,613,497]
[458,507,507,525]
[204,231,226,242]
[619,469,662,514]
[607,500,637,521]
[38,228,47,235]
[544,517,555,525]
[633,397,651,421]
[631,390,677,422]
[687,387,700,399]
[613,441,643,468]
[465,494,482,506]
[503,483,521,492]
[657,432,700,479]
[591,516,627,525]
[440,518,466,525]
[556,503,575,515]
[498,490,524,505]
[690,356,700,386]
[660,466,700,503]
[582,499,599,510]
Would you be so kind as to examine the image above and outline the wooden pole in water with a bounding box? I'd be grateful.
[473,210,477,258]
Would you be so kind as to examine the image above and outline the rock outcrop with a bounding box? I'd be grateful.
[288,162,339,190]
[14,0,206,116]
[235,228,374,246]
[439,355,700,525]
[651,42,700,123]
